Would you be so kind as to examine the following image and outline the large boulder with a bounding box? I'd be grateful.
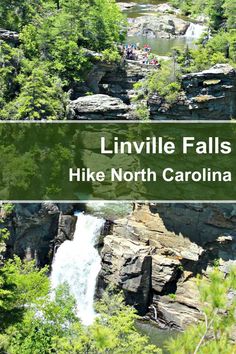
[128,14,190,38]
[69,94,130,119]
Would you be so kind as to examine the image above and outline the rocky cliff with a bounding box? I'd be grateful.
[2,202,236,330]
[3,203,80,266]
[98,203,236,329]
[70,62,236,120]
[149,64,236,120]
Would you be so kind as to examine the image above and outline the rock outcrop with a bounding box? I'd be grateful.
[118,2,137,11]
[2,202,236,330]
[149,64,236,120]
[99,203,236,329]
[0,28,19,44]
[99,61,156,103]
[4,203,79,266]
[128,14,190,38]
[69,94,130,119]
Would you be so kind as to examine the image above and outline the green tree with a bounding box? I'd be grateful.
[223,0,236,29]
[1,283,161,353]
[207,0,225,31]
[167,267,236,353]
[1,64,68,120]
[4,285,82,354]
[0,0,54,31]
[0,42,23,109]
[89,288,161,354]
[138,60,182,104]
[0,257,49,330]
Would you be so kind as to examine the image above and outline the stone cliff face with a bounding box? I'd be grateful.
[70,62,236,120]
[98,203,236,329]
[2,202,236,330]
[149,64,236,120]
[3,203,80,266]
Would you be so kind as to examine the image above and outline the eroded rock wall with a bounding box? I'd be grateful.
[4,203,80,266]
[149,64,236,120]
[98,203,236,329]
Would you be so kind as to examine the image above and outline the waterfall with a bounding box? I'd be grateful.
[185,23,206,39]
[51,212,104,326]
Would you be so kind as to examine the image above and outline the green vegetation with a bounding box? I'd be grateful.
[133,60,182,115]
[170,0,236,31]
[146,60,182,103]
[0,251,160,353]
[167,267,236,353]
[137,0,235,110]
[0,0,125,120]
[170,0,236,71]
[1,246,235,353]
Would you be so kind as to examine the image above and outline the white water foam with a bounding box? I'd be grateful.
[185,23,206,39]
[51,212,104,325]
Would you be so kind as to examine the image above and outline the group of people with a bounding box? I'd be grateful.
[123,43,159,66]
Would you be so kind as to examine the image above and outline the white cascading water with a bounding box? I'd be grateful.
[185,23,206,39]
[51,212,104,326]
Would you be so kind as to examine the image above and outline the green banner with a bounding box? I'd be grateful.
[0,122,236,201]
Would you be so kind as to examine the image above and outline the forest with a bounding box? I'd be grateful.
[0,0,235,119]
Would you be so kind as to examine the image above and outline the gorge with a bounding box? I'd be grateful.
[2,202,236,333]
[0,0,236,351]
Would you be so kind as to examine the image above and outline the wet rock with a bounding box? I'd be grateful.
[5,203,77,266]
[118,2,137,11]
[128,14,190,38]
[69,94,130,119]
[54,214,77,250]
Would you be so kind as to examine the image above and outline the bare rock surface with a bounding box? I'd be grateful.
[128,14,190,38]
[70,94,130,119]
[99,203,236,329]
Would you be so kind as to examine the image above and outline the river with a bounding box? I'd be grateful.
[118,0,206,55]
[136,321,178,353]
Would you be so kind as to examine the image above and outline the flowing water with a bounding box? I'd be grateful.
[120,0,207,55]
[185,22,207,38]
[51,212,104,326]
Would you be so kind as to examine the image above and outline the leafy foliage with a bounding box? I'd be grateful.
[1,65,68,120]
[0,0,125,119]
[167,267,236,353]
[134,60,182,107]
[0,280,161,353]
[0,257,49,330]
